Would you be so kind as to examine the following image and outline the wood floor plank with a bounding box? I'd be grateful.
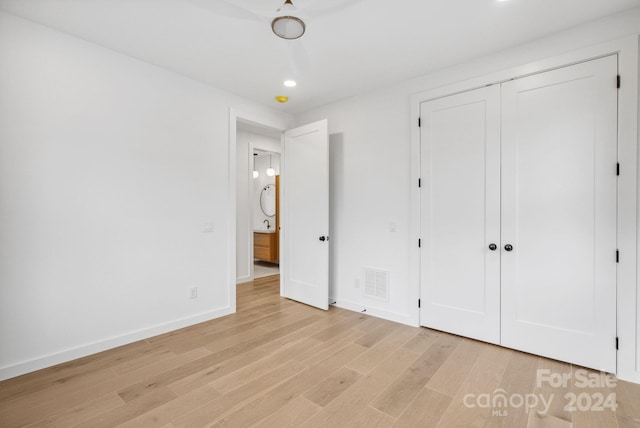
[0,366,122,426]
[74,387,177,428]
[527,412,573,428]
[347,406,396,428]
[300,348,422,428]
[210,336,321,394]
[393,387,452,428]
[0,340,161,404]
[23,392,124,427]
[110,346,177,375]
[311,314,370,342]
[373,333,461,418]
[213,342,368,427]
[427,338,484,397]
[171,361,309,427]
[401,328,441,354]
[436,353,510,427]
[201,326,272,354]
[525,358,572,427]
[476,340,513,366]
[251,395,322,428]
[119,384,219,428]
[570,366,618,428]
[617,378,640,427]
[303,366,362,407]
[117,314,321,402]
[167,329,301,396]
[346,326,417,375]
[257,305,314,332]
[354,320,404,348]
[297,328,366,366]
[484,351,540,427]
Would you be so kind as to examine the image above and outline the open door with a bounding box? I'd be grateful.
[280,119,329,310]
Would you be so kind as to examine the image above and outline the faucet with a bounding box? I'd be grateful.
[264,219,270,229]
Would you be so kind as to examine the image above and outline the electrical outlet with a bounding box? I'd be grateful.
[189,287,198,299]
[389,221,397,232]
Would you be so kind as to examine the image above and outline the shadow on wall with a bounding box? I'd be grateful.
[329,132,344,301]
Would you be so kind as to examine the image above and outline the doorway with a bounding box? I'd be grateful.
[252,149,280,279]
[230,110,331,312]
[235,120,283,284]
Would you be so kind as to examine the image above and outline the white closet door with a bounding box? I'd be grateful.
[501,56,618,373]
[420,85,501,344]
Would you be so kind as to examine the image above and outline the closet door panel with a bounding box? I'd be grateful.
[501,55,617,372]
[420,85,501,344]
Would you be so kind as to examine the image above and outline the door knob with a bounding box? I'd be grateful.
[488,243,497,251]
[319,236,326,241]
[504,244,513,252]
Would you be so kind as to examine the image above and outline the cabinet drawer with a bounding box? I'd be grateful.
[254,246,272,260]
[254,232,273,247]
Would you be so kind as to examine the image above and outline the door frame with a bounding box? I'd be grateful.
[410,36,639,382]
[228,109,291,311]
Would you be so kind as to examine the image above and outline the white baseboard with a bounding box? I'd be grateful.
[0,306,234,381]
[236,276,253,284]
[330,298,419,327]
[617,369,640,384]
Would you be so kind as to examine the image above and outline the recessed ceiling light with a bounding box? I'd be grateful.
[284,80,297,88]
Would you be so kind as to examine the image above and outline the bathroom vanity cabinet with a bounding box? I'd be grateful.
[254,231,278,262]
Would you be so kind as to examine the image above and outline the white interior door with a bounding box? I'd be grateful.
[281,119,329,310]
[501,55,618,372]
[420,85,502,344]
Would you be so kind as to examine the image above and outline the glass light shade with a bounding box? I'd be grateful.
[253,170,259,178]
[271,16,305,40]
[266,168,275,177]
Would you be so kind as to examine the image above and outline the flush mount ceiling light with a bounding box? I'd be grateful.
[272,0,305,40]
[283,79,297,87]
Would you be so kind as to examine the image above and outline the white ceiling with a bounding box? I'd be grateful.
[1,0,639,114]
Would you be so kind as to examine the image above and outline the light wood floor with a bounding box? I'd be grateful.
[1,275,639,427]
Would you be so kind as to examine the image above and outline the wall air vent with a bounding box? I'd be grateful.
[364,268,390,301]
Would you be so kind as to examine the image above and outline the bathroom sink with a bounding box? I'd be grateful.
[254,229,276,234]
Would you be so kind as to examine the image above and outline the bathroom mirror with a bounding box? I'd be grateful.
[260,184,276,217]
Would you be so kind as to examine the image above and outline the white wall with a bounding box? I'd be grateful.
[235,130,281,282]
[0,11,292,380]
[297,7,640,376]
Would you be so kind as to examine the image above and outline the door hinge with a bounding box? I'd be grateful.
[616,250,619,263]
[418,117,421,127]
[617,163,620,176]
[418,239,421,248]
[418,178,421,188]
[617,75,621,89]
[616,336,619,350]
[418,298,421,308]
